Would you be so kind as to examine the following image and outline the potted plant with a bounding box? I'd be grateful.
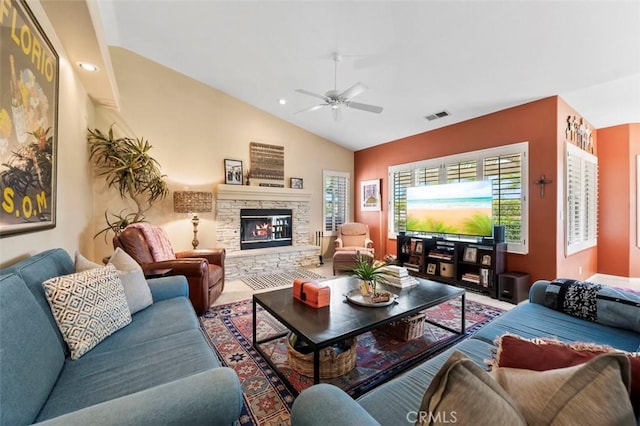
[350,252,392,303]
[87,124,168,240]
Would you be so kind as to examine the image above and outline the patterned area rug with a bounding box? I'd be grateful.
[241,269,326,290]
[200,297,505,426]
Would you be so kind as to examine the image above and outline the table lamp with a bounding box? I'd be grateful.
[173,191,213,249]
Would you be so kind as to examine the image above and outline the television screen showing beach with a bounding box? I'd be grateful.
[406,181,493,236]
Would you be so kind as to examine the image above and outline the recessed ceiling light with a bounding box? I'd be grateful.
[279,98,287,105]
[77,62,100,72]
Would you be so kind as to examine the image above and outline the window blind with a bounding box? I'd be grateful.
[323,171,349,233]
[566,143,598,254]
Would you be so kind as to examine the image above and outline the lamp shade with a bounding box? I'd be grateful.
[173,191,213,213]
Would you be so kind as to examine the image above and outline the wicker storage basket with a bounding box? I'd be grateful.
[286,335,357,379]
[381,312,427,342]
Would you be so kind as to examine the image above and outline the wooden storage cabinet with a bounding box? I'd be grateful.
[397,235,506,298]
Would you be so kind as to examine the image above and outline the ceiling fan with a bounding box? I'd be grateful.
[295,52,383,121]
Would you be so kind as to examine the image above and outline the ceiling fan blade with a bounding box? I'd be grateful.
[338,82,367,100]
[294,104,327,114]
[295,89,329,101]
[347,101,383,114]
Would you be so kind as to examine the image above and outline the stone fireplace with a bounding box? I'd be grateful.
[215,185,319,280]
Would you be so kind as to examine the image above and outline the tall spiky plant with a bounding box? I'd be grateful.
[87,124,168,240]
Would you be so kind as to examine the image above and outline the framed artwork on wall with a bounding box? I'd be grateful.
[0,0,59,237]
[224,159,243,185]
[361,179,381,211]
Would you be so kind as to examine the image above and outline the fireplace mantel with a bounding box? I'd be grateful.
[215,184,312,202]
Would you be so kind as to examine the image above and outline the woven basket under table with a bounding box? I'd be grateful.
[380,311,427,342]
[286,335,357,379]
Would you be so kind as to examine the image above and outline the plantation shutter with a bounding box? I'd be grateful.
[392,169,412,232]
[324,172,349,233]
[388,142,529,254]
[566,144,598,254]
[484,153,523,244]
[447,160,476,182]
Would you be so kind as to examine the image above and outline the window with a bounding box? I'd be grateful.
[389,142,528,254]
[323,170,349,234]
[566,143,598,255]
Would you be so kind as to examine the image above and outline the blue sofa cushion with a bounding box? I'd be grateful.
[36,328,220,422]
[545,279,640,333]
[2,248,75,354]
[87,296,199,355]
[473,302,640,352]
[0,274,64,425]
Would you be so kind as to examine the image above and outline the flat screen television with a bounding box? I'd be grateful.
[406,181,493,237]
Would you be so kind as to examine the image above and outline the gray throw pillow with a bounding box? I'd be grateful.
[75,249,153,314]
[492,352,635,425]
[417,351,526,425]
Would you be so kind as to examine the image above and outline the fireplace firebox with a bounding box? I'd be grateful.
[240,208,292,250]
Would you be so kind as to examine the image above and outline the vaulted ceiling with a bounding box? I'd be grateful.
[47,1,640,151]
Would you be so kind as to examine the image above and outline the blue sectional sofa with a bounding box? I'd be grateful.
[291,280,640,425]
[0,248,242,425]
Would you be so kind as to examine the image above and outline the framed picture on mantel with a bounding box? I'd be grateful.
[224,159,243,185]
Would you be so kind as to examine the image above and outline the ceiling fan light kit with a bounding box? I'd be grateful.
[295,52,383,120]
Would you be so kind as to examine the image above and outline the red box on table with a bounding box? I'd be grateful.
[293,279,331,308]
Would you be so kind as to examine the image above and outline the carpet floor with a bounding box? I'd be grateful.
[241,269,327,291]
[200,297,505,426]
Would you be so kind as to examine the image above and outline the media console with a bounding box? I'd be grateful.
[396,234,506,298]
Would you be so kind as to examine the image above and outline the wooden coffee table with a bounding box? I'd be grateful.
[252,276,465,396]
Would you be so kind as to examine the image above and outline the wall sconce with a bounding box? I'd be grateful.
[173,191,213,249]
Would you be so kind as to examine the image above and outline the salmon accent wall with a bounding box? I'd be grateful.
[598,123,640,278]
[631,124,640,277]
[354,96,599,285]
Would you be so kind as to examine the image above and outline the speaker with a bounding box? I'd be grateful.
[498,272,530,304]
[493,225,505,243]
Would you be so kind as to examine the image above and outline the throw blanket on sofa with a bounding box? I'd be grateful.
[545,279,602,322]
[128,223,176,261]
[546,278,640,333]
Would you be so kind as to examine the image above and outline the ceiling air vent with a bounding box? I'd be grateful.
[425,110,450,121]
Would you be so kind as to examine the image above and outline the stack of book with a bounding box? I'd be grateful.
[461,273,480,284]
[382,265,419,288]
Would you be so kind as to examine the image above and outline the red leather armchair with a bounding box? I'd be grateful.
[113,226,225,315]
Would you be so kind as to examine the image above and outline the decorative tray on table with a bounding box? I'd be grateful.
[344,289,398,307]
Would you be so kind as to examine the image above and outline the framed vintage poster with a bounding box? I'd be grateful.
[361,179,381,211]
[1,0,59,236]
[224,159,243,185]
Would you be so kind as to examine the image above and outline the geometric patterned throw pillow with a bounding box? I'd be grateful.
[42,264,132,359]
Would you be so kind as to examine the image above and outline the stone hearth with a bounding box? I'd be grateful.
[215,184,319,280]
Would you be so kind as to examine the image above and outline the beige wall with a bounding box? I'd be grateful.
[0,1,95,267]
[91,47,353,261]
